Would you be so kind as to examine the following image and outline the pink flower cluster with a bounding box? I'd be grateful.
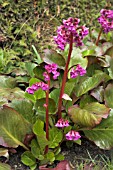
[70,64,86,78]
[65,130,81,141]
[26,82,49,94]
[43,63,60,81]
[55,118,69,128]
[55,119,81,141]
[54,17,89,50]
[98,9,113,33]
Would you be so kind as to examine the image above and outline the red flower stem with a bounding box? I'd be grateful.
[57,33,73,119]
[95,27,103,46]
[44,78,50,154]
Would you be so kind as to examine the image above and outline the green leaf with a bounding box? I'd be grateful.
[35,98,56,116]
[25,92,36,102]
[74,139,81,145]
[82,49,95,57]
[29,78,41,86]
[104,84,113,108]
[0,76,25,101]
[43,49,65,68]
[0,162,11,170]
[68,103,110,128]
[95,42,112,56]
[106,56,113,79]
[76,71,110,97]
[34,89,46,99]
[91,86,104,102]
[0,49,3,68]
[33,119,45,136]
[0,76,17,89]
[84,109,113,149]
[33,119,49,150]
[32,45,43,64]
[2,2,10,7]
[50,89,60,105]
[80,95,96,108]
[49,127,63,148]
[105,46,113,58]
[29,164,37,170]
[31,139,42,159]
[21,151,36,166]
[45,151,55,162]
[10,99,35,124]
[64,79,77,96]
[0,106,31,150]
[25,62,37,77]
[37,135,49,151]
[69,47,88,69]
[33,65,45,80]
[19,39,27,47]
[55,154,64,161]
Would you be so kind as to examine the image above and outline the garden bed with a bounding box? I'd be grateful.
[0,138,110,170]
[0,1,113,170]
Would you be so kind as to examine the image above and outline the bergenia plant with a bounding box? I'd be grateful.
[21,17,89,169]
[54,17,88,119]
[23,15,112,169]
[1,7,113,170]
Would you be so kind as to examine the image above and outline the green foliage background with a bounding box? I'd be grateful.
[0,0,112,56]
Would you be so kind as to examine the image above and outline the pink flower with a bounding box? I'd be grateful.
[70,64,86,78]
[43,103,47,108]
[98,9,113,33]
[26,82,49,94]
[41,82,49,91]
[43,72,50,81]
[55,119,69,128]
[44,63,60,80]
[26,88,35,94]
[65,130,81,141]
[53,71,60,80]
[54,17,89,50]
[45,63,58,74]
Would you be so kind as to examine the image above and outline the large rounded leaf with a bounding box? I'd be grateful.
[33,120,49,150]
[68,103,110,128]
[106,56,113,79]
[35,98,57,116]
[43,49,65,68]
[21,151,36,166]
[84,109,113,150]
[10,99,35,124]
[104,84,113,108]
[33,65,45,80]
[0,162,11,170]
[75,71,110,97]
[49,127,63,148]
[91,86,104,102]
[0,76,24,102]
[0,106,32,149]
[105,45,113,57]
[69,47,88,69]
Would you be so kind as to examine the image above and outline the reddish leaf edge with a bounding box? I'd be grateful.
[39,160,71,170]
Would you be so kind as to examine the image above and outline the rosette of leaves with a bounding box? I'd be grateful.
[37,41,113,152]
[21,119,64,169]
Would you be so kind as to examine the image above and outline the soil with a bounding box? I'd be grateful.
[0,138,111,170]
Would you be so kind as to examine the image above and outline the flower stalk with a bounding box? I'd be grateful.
[95,27,103,46]
[44,77,50,154]
[57,33,73,119]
